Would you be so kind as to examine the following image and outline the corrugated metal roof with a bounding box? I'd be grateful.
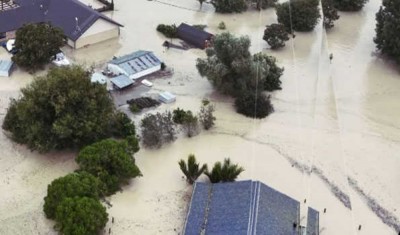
[184,180,318,235]
[307,208,319,235]
[110,74,133,89]
[109,51,161,76]
[0,60,13,72]
[177,23,213,49]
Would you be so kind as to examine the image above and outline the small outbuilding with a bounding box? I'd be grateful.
[0,60,14,77]
[177,23,213,49]
[91,72,107,85]
[158,91,176,103]
[110,74,134,90]
[107,50,162,80]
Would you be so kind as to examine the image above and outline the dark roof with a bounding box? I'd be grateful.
[184,180,319,235]
[0,0,122,41]
[177,23,213,49]
[307,208,319,235]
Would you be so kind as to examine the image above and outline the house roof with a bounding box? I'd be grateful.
[108,50,161,76]
[177,23,213,49]
[0,0,122,41]
[184,180,319,235]
[0,60,13,74]
[110,74,133,89]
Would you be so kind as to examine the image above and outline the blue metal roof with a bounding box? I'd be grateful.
[109,51,161,76]
[110,74,133,89]
[307,208,319,235]
[184,180,318,235]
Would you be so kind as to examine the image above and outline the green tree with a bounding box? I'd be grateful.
[12,23,66,71]
[182,111,200,137]
[198,99,216,130]
[205,158,244,183]
[333,0,368,11]
[254,53,284,91]
[172,108,189,124]
[322,0,340,29]
[276,0,321,32]
[140,112,176,148]
[2,66,114,152]
[55,197,108,235]
[43,172,104,219]
[110,111,136,138]
[156,24,178,38]
[211,0,248,13]
[235,92,274,118]
[374,0,400,64]
[252,0,278,10]
[263,23,290,49]
[179,154,208,184]
[76,139,142,195]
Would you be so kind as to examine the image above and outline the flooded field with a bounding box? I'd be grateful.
[0,0,399,234]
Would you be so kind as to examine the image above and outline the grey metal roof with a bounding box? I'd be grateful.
[109,50,161,76]
[0,60,13,72]
[184,180,318,235]
[307,208,319,235]
[177,23,213,49]
[110,74,133,89]
[0,0,123,41]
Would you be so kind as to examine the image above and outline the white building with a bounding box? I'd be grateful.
[107,51,162,80]
[0,60,13,77]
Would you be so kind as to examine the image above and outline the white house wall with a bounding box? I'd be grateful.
[130,65,161,79]
[74,19,119,49]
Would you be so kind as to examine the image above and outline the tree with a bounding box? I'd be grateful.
[172,108,189,124]
[263,23,290,49]
[12,23,66,71]
[374,0,400,64]
[322,0,340,29]
[333,0,368,11]
[43,172,105,219]
[55,197,108,235]
[140,112,176,148]
[2,66,114,152]
[235,91,274,118]
[110,111,136,138]
[156,24,178,38]
[253,0,278,10]
[76,139,142,195]
[211,0,248,13]
[198,99,216,130]
[276,0,321,32]
[205,158,244,183]
[254,53,284,91]
[182,111,200,137]
[179,154,208,184]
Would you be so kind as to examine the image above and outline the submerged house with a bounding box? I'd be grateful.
[177,23,213,49]
[0,0,122,49]
[183,180,319,235]
[107,50,162,80]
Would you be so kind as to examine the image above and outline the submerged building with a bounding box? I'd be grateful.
[183,180,319,235]
[0,0,122,49]
[177,23,213,49]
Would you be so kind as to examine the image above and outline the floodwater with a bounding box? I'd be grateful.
[0,0,399,234]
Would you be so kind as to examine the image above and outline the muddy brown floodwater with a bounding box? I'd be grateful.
[0,0,399,234]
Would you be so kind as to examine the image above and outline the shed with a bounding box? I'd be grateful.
[91,72,107,85]
[183,180,319,235]
[177,23,213,49]
[158,91,176,103]
[0,60,13,77]
[107,50,162,80]
[110,74,134,90]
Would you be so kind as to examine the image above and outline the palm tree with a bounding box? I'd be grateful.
[205,158,244,183]
[179,154,207,184]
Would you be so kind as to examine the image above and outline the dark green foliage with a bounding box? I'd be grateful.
[110,111,136,138]
[192,24,207,30]
[235,92,274,118]
[205,158,244,183]
[76,139,142,195]
[263,23,290,49]
[12,23,66,71]
[2,66,114,152]
[43,172,104,219]
[179,154,208,184]
[253,53,284,91]
[127,97,160,113]
[211,0,247,13]
[161,62,166,70]
[198,99,216,130]
[276,0,321,32]
[140,112,176,148]
[252,0,278,10]
[172,108,190,124]
[55,197,108,235]
[181,111,200,137]
[322,0,340,29]
[218,21,226,30]
[333,0,368,11]
[374,0,400,64]
[156,24,178,38]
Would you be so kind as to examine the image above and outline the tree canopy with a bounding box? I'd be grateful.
[140,112,176,148]
[235,92,274,118]
[322,0,340,29]
[374,0,400,64]
[276,0,321,32]
[76,139,142,195]
[211,0,248,13]
[198,99,216,130]
[1,66,125,152]
[12,23,66,71]
[55,197,108,235]
[263,23,290,49]
[43,172,104,219]
[332,0,368,12]
[205,158,244,183]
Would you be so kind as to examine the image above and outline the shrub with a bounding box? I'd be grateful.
[181,111,200,137]
[322,0,340,29]
[263,23,290,49]
[172,108,190,124]
[127,97,160,113]
[156,24,178,38]
[276,0,321,32]
[218,21,226,30]
[235,92,274,118]
[198,99,216,130]
[192,24,207,30]
[333,0,368,12]
[140,112,176,148]
[55,197,108,235]
[179,154,207,184]
[205,158,244,183]
[211,0,247,13]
